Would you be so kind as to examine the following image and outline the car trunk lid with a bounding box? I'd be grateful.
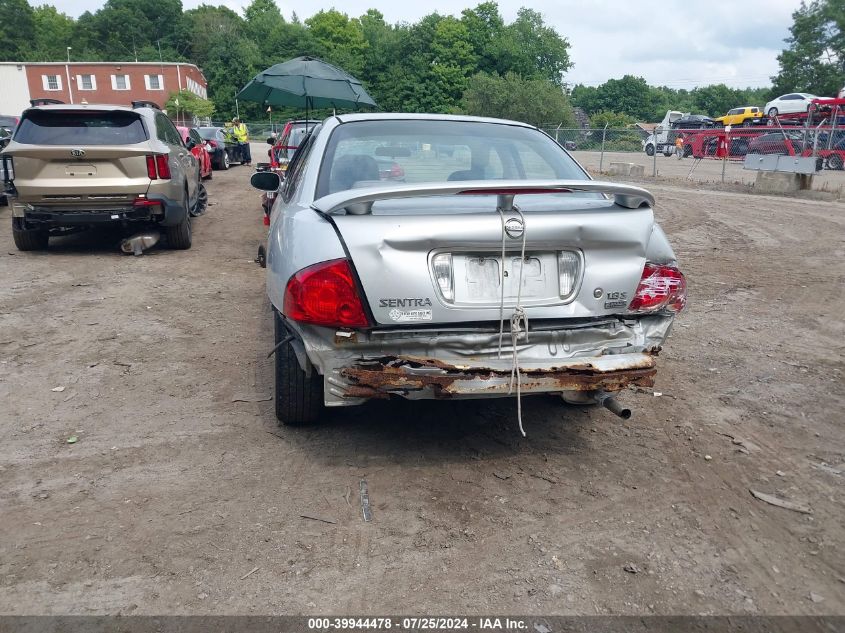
[8,109,153,203]
[314,181,656,326]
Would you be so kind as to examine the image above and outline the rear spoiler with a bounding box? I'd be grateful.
[311,180,655,215]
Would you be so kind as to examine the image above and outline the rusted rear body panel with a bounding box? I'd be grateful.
[291,314,673,406]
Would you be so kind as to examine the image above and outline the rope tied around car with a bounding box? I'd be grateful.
[496,204,528,437]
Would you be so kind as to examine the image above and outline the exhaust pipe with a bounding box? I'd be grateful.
[595,391,632,419]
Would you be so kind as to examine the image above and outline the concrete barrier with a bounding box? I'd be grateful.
[755,171,813,194]
[609,162,645,178]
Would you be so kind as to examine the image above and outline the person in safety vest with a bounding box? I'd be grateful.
[232,117,251,165]
[674,134,685,160]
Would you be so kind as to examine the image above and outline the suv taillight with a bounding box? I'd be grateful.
[146,154,171,180]
[628,263,687,313]
[283,259,370,328]
[146,155,157,180]
[155,155,171,179]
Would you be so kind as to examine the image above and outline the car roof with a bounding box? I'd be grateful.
[24,103,142,112]
[333,112,537,128]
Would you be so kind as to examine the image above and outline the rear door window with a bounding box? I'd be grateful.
[156,113,183,147]
[14,110,148,145]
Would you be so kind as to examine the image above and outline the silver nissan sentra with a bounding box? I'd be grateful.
[251,113,686,427]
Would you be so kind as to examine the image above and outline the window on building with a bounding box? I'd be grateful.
[145,74,163,90]
[77,74,96,90]
[42,75,62,91]
[111,74,130,90]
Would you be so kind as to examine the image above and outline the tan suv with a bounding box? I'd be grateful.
[1,102,200,251]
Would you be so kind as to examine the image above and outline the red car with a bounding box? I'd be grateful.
[177,126,213,181]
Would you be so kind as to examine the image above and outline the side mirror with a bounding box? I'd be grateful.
[251,171,281,191]
[267,137,276,145]
[185,137,196,150]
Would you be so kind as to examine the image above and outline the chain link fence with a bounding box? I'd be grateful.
[540,125,845,196]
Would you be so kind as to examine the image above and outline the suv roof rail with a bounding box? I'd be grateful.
[132,100,161,110]
[30,98,64,106]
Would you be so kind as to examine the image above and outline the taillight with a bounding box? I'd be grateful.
[146,155,157,180]
[628,263,687,313]
[283,259,370,328]
[146,154,171,179]
[207,140,217,148]
[155,154,171,179]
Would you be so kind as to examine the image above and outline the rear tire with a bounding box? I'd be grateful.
[220,152,230,170]
[645,144,655,156]
[165,190,192,249]
[274,311,323,426]
[12,217,48,251]
[828,153,844,170]
[768,107,778,118]
[190,183,207,217]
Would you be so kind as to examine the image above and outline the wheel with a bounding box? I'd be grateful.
[256,244,266,268]
[768,107,778,118]
[663,149,673,157]
[164,190,192,249]
[742,120,752,128]
[274,310,323,426]
[12,217,48,251]
[190,183,207,217]
[816,157,824,172]
[645,144,655,156]
[220,152,230,170]
[828,153,844,170]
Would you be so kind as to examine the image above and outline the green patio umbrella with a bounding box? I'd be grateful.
[236,56,377,123]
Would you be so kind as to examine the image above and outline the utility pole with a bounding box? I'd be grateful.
[65,46,75,104]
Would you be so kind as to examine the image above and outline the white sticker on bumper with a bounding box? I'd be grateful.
[388,308,433,322]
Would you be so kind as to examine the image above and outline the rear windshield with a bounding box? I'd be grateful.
[0,116,17,130]
[198,127,220,140]
[316,119,589,197]
[15,110,148,145]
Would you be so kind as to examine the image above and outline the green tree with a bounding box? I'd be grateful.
[588,110,635,128]
[31,5,74,61]
[571,75,662,120]
[502,8,571,85]
[306,10,368,77]
[772,0,845,97]
[461,71,575,127]
[184,4,245,66]
[74,0,187,61]
[243,0,284,62]
[166,89,215,122]
[460,2,505,75]
[0,0,35,61]
[691,83,744,116]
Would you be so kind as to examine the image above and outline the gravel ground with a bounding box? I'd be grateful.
[0,165,843,615]
[572,150,845,196]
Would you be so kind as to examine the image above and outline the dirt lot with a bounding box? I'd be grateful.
[1,165,843,616]
[573,150,845,196]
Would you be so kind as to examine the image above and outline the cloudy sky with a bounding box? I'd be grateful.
[52,0,801,88]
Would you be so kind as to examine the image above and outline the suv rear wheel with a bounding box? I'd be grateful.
[164,189,192,249]
[12,217,49,251]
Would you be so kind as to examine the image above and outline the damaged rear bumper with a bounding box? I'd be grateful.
[288,315,675,406]
[333,352,657,401]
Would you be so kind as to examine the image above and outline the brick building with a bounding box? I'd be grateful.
[0,62,207,116]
